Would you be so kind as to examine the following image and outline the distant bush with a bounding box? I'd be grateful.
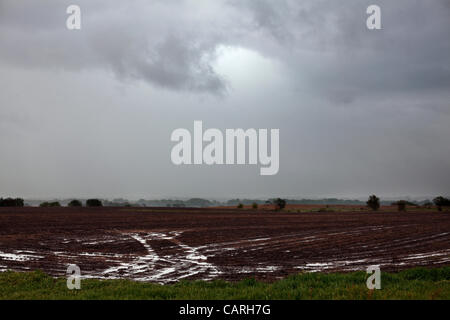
[86,199,103,207]
[396,200,407,212]
[0,198,22,207]
[252,203,258,209]
[318,207,334,213]
[273,198,287,211]
[433,196,450,211]
[0,198,24,207]
[40,202,61,207]
[391,200,415,207]
[366,195,380,211]
[68,200,82,207]
[237,203,244,209]
[423,201,433,208]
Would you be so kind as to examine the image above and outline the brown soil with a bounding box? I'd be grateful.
[0,207,449,283]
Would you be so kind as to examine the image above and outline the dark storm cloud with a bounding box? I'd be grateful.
[0,0,228,94]
[1,0,449,98]
[231,0,450,104]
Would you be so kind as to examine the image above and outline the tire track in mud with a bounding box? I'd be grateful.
[98,232,222,283]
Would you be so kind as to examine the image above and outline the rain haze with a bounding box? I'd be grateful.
[1,0,449,200]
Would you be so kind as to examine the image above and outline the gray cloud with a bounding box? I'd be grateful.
[0,0,449,199]
[1,1,449,98]
[231,0,450,104]
[0,0,228,94]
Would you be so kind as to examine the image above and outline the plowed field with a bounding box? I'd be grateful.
[0,207,449,283]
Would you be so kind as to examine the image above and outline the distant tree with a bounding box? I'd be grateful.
[68,200,82,207]
[40,201,61,207]
[396,200,407,212]
[237,203,244,209]
[433,196,450,211]
[366,195,380,211]
[185,198,212,207]
[273,198,287,211]
[15,198,24,207]
[423,201,433,208]
[86,199,103,207]
[0,198,24,207]
[252,202,258,209]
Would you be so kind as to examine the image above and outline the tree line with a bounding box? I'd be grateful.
[0,198,103,207]
[1,195,449,211]
[367,195,450,212]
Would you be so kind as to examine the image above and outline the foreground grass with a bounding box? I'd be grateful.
[0,267,449,300]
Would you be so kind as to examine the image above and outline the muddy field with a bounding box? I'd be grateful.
[0,207,449,283]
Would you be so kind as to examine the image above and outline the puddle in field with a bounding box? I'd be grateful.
[295,259,368,272]
[69,232,291,282]
[0,232,288,282]
[0,251,44,262]
[236,266,280,274]
[2,230,449,281]
[96,232,222,283]
[402,250,450,260]
[295,249,450,272]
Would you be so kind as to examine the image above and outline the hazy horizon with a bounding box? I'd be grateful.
[16,194,441,203]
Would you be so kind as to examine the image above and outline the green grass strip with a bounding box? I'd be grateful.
[0,267,449,300]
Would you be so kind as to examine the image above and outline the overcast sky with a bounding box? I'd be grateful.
[1,0,449,200]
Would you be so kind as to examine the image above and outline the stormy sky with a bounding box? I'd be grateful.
[0,0,449,200]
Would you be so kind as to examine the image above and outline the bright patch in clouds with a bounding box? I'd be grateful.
[214,46,286,91]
